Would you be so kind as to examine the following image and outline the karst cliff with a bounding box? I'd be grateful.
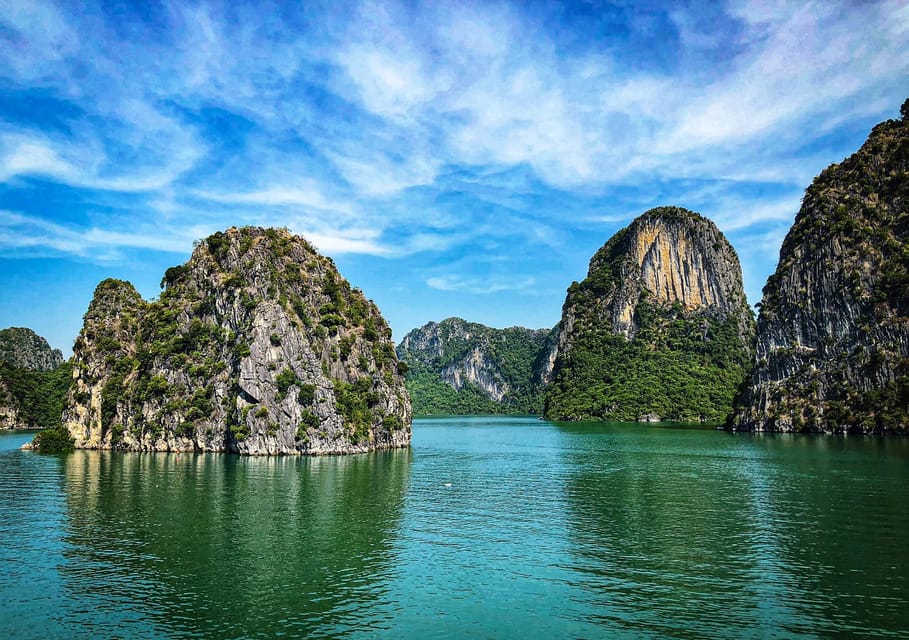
[729,101,908,433]
[61,226,411,454]
[545,206,755,422]
[0,328,71,430]
[396,318,557,414]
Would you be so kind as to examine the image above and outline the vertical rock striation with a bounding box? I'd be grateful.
[546,207,755,422]
[62,227,411,454]
[730,102,909,433]
[0,380,21,429]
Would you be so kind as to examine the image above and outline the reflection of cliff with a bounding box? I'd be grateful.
[748,436,909,635]
[60,449,411,637]
[558,422,762,638]
[559,424,909,637]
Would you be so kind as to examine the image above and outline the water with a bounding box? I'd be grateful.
[1,418,908,639]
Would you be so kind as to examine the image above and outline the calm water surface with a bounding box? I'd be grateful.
[1,418,908,639]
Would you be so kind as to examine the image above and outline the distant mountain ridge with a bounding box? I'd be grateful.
[396,318,557,415]
[0,327,71,430]
[0,327,63,372]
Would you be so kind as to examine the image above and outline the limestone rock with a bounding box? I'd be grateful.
[0,328,71,430]
[0,327,63,372]
[729,101,909,433]
[396,318,556,414]
[0,379,21,429]
[545,207,755,422]
[61,227,411,454]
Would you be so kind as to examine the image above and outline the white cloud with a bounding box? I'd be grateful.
[662,1,909,153]
[338,45,445,118]
[327,147,439,196]
[0,0,78,81]
[0,134,79,182]
[426,275,536,294]
[0,210,190,257]
[194,186,357,215]
[710,196,800,233]
[314,0,907,193]
[302,232,390,257]
[0,0,905,266]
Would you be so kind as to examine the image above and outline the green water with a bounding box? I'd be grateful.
[1,418,908,639]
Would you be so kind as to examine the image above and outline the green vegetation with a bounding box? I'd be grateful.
[297,383,316,405]
[545,208,754,423]
[731,100,908,433]
[275,368,297,393]
[297,410,320,437]
[0,361,74,429]
[160,264,190,289]
[545,307,751,422]
[404,372,513,415]
[31,424,75,453]
[333,378,377,443]
[397,319,554,416]
[0,327,63,371]
[60,226,407,451]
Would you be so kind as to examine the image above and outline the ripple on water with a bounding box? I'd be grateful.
[2,421,909,639]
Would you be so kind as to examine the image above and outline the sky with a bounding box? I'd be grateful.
[0,0,907,355]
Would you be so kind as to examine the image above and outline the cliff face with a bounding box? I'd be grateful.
[546,206,755,422]
[730,102,909,433]
[0,380,21,429]
[396,318,556,414]
[0,327,63,372]
[62,227,411,454]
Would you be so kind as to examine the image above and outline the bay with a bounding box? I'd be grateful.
[1,418,908,639]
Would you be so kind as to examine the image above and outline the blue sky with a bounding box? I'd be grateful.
[0,0,907,355]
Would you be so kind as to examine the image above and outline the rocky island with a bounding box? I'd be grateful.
[60,226,411,454]
[729,101,908,433]
[396,318,558,415]
[0,327,71,430]
[545,206,755,422]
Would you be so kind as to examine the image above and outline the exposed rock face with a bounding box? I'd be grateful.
[532,321,561,386]
[62,227,411,454]
[0,327,63,372]
[730,102,909,433]
[0,380,21,429]
[396,318,556,414]
[545,207,755,422]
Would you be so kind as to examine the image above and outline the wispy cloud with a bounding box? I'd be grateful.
[426,275,537,295]
[0,0,905,341]
[193,186,357,215]
[0,210,191,258]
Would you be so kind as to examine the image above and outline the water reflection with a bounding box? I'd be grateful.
[4,422,909,639]
[60,450,411,639]
[558,423,909,639]
[751,434,909,638]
